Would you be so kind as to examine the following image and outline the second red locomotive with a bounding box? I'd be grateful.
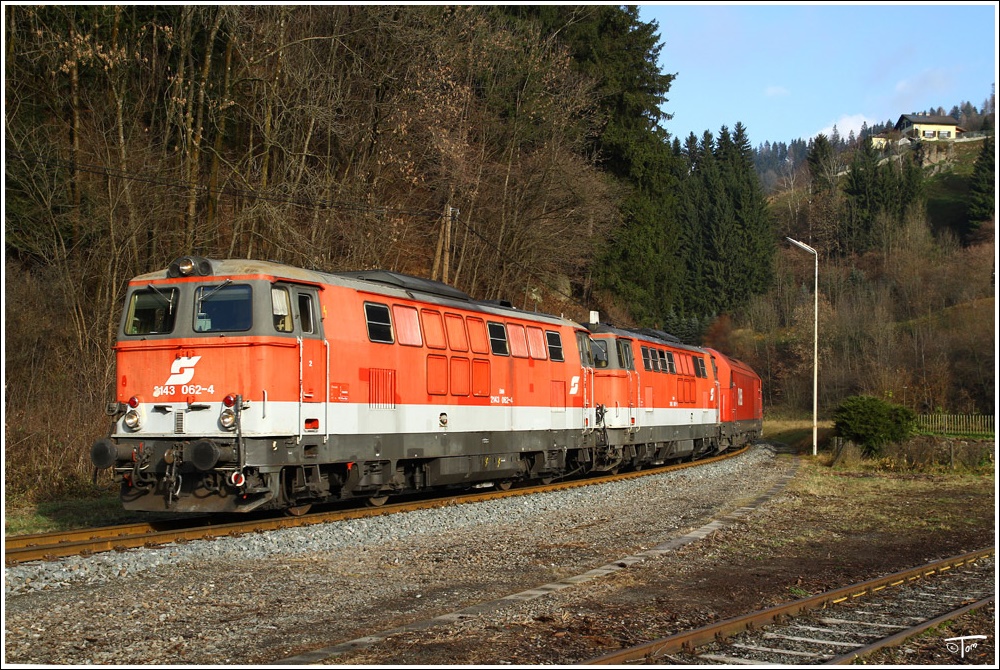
[92,256,762,513]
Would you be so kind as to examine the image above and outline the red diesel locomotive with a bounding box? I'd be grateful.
[91,256,762,513]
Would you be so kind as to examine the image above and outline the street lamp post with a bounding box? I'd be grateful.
[786,237,818,457]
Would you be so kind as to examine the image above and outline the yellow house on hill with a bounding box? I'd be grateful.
[893,114,964,140]
[872,114,964,150]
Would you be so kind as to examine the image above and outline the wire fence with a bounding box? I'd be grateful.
[917,414,995,438]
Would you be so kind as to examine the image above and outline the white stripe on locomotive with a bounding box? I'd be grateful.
[118,400,721,438]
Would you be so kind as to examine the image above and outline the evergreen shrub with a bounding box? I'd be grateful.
[833,395,917,457]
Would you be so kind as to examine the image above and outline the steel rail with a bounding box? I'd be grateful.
[5,522,165,551]
[825,595,995,665]
[6,445,749,565]
[583,547,995,665]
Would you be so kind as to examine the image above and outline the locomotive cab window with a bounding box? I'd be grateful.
[616,339,635,370]
[298,293,316,335]
[272,287,293,332]
[365,303,394,343]
[576,332,594,367]
[592,340,609,368]
[125,287,178,335]
[194,283,252,333]
[487,321,509,356]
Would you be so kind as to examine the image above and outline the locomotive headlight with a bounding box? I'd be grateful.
[219,408,237,430]
[177,257,195,276]
[123,409,142,430]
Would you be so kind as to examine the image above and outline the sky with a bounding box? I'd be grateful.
[637,2,998,148]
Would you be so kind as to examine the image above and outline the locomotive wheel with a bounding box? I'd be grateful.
[367,495,389,507]
[540,476,555,485]
[495,480,513,491]
[286,504,312,516]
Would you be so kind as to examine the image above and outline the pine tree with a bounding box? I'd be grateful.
[675,132,714,317]
[677,125,774,318]
[842,137,883,253]
[703,127,738,315]
[505,6,683,326]
[731,122,775,304]
[967,137,995,234]
[807,134,836,192]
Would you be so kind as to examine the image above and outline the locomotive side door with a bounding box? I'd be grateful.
[709,355,723,420]
[617,338,640,432]
[575,331,596,432]
[291,285,327,439]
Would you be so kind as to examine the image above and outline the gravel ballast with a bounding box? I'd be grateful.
[5,446,786,665]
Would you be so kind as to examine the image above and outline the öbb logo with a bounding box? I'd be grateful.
[165,356,202,385]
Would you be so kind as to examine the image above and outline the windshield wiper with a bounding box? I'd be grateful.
[197,279,233,312]
[146,284,174,315]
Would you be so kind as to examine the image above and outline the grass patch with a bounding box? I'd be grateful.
[787,458,993,536]
[763,418,835,453]
[826,436,994,475]
[4,490,148,536]
[699,459,995,579]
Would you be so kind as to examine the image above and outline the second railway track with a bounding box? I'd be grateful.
[586,548,995,665]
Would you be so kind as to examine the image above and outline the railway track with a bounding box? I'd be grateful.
[585,548,995,665]
[5,445,748,566]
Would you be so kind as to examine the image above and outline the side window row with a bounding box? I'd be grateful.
[640,345,709,378]
[364,301,565,362]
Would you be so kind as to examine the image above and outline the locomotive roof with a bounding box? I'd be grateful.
[136,257,581,329]
[337,270,575,328]
[133,257,334,285]
[336,269,472,302]
[588,322,705,353]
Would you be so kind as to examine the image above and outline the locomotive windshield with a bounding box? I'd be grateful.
[124,286,178,335]
[194,282,253,333]
[592,340,609,368]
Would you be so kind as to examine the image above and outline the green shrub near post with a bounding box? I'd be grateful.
[833,395,917,457]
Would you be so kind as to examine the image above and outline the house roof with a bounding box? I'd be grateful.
[895,114,963,130]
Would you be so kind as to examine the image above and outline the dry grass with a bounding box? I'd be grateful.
[762,418,835,453]
[718,456,994,568]
[824,436,994,475]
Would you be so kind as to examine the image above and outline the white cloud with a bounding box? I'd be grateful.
[764,85,789,97]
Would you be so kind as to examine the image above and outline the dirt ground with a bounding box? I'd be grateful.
[331,450,996,666]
